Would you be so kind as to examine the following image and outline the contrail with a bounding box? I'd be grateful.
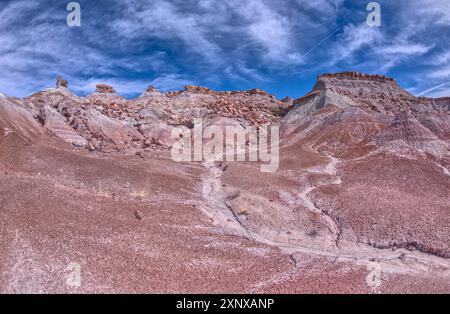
[418,81,450,96]
[300,27,342,59]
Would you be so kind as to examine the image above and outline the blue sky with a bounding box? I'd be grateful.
[1,0,450,99]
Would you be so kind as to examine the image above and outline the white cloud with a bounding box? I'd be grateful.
[298,0,343,16]
[70,74,193,96]
[0,0,178,96]
[424,51,450,80]
[110,0,227,63]
[433,51,450,65]
[330,23,383,64]
[327,19,433,72]
[375,42,433,71]
[111,0,321,66]
[237,0,298,63]
[377,43,431,56]
[224,62,268,82]
[428,66,450,79]
[0,0,346,97]
[409,0,450,26]
[0,0,449,98]
[150,74,195,91]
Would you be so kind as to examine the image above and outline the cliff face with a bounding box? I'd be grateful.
[308,73,449,115]
[313,72,410,96]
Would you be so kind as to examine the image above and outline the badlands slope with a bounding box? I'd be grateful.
[0,73,449,293]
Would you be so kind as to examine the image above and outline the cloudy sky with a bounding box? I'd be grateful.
[1,0,450,99]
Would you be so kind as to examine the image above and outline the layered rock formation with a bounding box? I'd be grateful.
[374,112,448,155]
[0,72,449,293]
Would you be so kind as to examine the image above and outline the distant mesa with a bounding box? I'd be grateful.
[96,84,116,94]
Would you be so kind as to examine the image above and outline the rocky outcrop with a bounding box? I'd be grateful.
[246,88,272,97]
[138,84,285,127]
[184,85,211,93]
[96,84,116,94]
[146,85,158,93]
[56,76,68,88]
[319,72,396,83]
[38,106,88,147]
